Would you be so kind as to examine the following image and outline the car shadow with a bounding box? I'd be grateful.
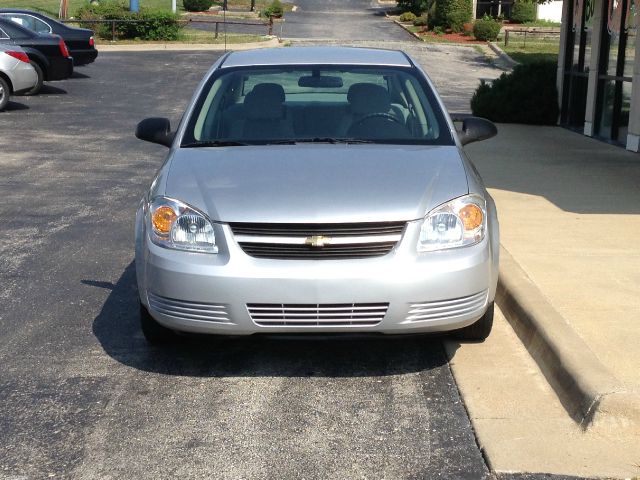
[2,101,29,111]
[71,71,91,79]
[90,262,450,378]
[38,84,67,95]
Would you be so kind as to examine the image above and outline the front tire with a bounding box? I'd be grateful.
[24,61,44,96]
[455,302,494,341]
[0,77,9,111]
[140,302,176,344]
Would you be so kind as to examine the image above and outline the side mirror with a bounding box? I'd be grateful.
[451,115,497,146]
[135,117,174,147]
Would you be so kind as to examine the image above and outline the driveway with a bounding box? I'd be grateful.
[281,0,415,40]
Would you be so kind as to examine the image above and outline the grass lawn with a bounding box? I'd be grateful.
[2,0,181,17]
[1,0,284,17]
[520,20,561,28]
[502,41,560,64]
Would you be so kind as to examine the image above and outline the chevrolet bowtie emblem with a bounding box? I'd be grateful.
[305,235,332,248]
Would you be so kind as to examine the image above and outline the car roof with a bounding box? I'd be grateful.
[219,46,413,69]
[0,8,42,14]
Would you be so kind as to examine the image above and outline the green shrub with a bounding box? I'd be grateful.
[76,1,182,40]
[473,15,501,41]
[133,11,182,40]
[510,0,537,23]
[261,0,283,18]
[433,25,444,34]
[470,61,559,124]
[433,0,472,32]
[413,15,428,26]
[182,0,214,12]
[399,11,417,22]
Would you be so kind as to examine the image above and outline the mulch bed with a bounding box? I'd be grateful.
[414,31,488,44]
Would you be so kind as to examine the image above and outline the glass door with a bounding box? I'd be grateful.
[561,0,596,128]
[595,0,636,143]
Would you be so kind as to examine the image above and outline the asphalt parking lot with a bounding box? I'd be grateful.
[0,51,492,479]
[0,52,586,479]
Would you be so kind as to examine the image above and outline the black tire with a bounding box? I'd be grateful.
[0,77,9,111]
[455,302,494,341]
[23,61,44,96]
[140,302,176,344]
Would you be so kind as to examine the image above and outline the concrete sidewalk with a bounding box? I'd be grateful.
[455,124,640,476]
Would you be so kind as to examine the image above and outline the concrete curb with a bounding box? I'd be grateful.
[496,246,640,429]
[487,41,519,67]
[387,16,424,41]
[96,37,280,52]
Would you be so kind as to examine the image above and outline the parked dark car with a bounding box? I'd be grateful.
[0,17,73,95]
[0,9,97,66]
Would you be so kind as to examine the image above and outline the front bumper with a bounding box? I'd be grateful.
[137,220,498,336]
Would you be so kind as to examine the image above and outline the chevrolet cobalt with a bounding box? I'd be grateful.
[134,47,499,343]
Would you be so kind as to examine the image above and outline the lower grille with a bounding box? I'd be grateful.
[148,292,231,323]
[405,291,488,323]
[247,303,389,327]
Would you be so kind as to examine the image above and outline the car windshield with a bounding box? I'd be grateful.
[181,65,453,146]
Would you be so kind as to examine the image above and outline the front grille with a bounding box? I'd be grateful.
[229,222,406,237]
[247,303,389,327]
[230,221,406,260]
[405,291,488,323]
[148,292,231,323]
[238,242,397,259]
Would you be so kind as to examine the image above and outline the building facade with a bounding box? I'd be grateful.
[557,0,640,151]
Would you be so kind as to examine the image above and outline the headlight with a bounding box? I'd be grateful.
[418,194,486,252]
[148,197,218,253]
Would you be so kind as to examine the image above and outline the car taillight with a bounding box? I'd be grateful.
[89,36,94,47]
[5,51,30,63]
[58,38,70,57]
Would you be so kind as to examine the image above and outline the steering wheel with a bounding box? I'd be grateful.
[349,112,405,130]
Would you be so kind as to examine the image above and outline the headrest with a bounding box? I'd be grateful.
[244,83,286,120]
[347,83,391,115]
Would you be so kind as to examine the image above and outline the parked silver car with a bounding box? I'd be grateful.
[135,47,499,343]
[0,43,37,111]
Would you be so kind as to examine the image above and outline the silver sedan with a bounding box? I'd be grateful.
[135,46,499,343]
[0,43,37,111]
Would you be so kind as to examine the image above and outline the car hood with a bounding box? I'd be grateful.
[164,144,469,223]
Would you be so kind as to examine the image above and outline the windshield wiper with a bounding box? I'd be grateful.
[181,140,249,148]
[265,138,376,145]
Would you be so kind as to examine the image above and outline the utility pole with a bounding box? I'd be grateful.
[172,0,176,13]
[58,0,68,19]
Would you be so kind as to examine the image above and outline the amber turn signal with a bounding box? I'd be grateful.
[152,206,177,235]
[459,204,483,231]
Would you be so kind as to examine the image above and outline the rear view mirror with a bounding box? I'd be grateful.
[450,114,497,146]
[298,75,343,88]
[135,117,174,147]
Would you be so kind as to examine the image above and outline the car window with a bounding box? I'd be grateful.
[184,66,452,146]
[1,14,51,33]
[0,27,9,40]
[0,20,31,39]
